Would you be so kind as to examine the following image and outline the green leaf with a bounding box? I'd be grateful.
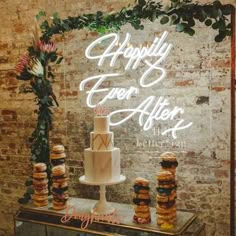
[26,188,34,194]
[56,57,63,64]
[36,11,46,21]
[160,16,169,24]
[138,0,146,6]
[184,27,195,36]
[25,180,33,186]
[52,12,59,19]
[221,5,232,15]
[187,18,195,27]
[215,32,226,42]
[24,193,31,200]
[205,19,212,26]
[176,23,185,32]
[212,21,219,29]
[18,197,29,204]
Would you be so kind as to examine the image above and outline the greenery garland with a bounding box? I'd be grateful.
[16,0,233,204]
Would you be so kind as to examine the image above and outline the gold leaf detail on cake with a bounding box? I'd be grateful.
[92,134,113,150]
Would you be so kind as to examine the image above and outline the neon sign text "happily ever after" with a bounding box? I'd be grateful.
[79,32,193,139]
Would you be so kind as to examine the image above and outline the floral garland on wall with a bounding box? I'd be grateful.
[16,0,233,204]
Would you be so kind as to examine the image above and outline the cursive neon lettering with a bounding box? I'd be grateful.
[81,31,193,138]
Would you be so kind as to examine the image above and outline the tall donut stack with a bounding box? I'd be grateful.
[132,177,151,224]
[32,163,48,207]
[50,145,69,210]
[156,152,178,228]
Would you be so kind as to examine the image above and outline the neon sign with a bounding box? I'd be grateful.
[80,31,193,139]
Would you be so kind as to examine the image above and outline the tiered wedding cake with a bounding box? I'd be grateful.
[83,115,121,183]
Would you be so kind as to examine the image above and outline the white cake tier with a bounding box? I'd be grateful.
[90,132,114,151]
[94,116,109,133]
[84,148,120,183]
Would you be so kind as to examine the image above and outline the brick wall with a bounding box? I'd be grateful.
[0,0,235,235]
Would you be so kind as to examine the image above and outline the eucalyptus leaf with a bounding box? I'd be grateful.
[221,5,232,15]
[205,19,212,26]
[176,23,185,32]
[184,27,195,36]
[160,16,169,24]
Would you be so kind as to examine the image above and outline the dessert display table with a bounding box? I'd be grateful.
[15,197,205,236]
[79,175,126,215]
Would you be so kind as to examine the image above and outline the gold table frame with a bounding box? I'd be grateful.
[15,197,198,236]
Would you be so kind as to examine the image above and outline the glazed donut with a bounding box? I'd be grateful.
[52,165,65,176]
[156,191,177,202]
[33,172,47,179]
[133,193,150,200]
[160,152,177,162]
[133,205,150,213]
[157,200,176,209]
[33,163,47,172]
[156,205,176,214]
[134,177,149,186]
[157,212,177,220]
[134,211,151,219]
[52,182,68,189]
[156,171,174,181]
[157,217,176,225]
[34,199,48,207]
[50,152,66,160]
[33,179,48,186]
[34,188,49,195]
[33,184,48,191]
[53,192,69,200]
[33,194,48,201]
[133,184,150,194]
[51,145,65,154]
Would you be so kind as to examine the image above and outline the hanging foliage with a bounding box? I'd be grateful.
[16,0,233,204]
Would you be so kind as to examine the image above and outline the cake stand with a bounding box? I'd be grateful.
[79,175,126,215]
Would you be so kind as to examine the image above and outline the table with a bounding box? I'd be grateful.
[15,197,205,236]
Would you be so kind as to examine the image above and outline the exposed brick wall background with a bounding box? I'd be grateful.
[0,0,235,235]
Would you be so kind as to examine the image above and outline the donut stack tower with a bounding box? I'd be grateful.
[32,163,48,207]
[50,145,69,210]
[132,177,151,224]
[156,152,178,227]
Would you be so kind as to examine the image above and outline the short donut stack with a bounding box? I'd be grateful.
[50,145,66,167]
[32,163,48,207]
[156,170,177,227]
[51,164,69,210]
[132,177,151,224]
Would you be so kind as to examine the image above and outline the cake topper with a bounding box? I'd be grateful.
[94,105,110,116]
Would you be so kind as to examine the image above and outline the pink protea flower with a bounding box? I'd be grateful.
[38,40,56,53]
[16,53,30,74]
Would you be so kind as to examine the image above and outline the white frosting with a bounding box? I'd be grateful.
[90,132,114,151]
[84,148,120,183]
[94,116,109,133]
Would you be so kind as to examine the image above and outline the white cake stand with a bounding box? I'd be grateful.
[79,175,126,215]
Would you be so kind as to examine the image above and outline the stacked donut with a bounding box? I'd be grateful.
[160,152,178,176]
[156,152,178,227]
[156,171,177,226]
[32,163,48,207]
[51,165,69,210]
[133,177,151,224]
[50,145,66,166]
[50,145,69,210]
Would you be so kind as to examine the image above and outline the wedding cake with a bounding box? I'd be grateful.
[83,115,121,183]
